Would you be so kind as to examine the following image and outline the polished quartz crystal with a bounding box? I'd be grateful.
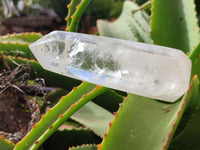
[29,31,191,102]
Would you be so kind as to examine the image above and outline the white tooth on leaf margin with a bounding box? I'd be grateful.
[29,31,191,102]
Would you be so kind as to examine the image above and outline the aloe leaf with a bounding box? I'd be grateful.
[71,101,114,138]
[66,0,81,27]
[190,43,200,78]
[43,87,123,114]
[97,1,152,43]
[42,88,120,138]
[43,129,100,150]
[0,32,42,44]
[66,0,91,32]
[43,88,116,138]
[69,144,97,150]
[171,75,200,141]
[0,33,42,58]
[151,0,200,53]
[171,44,200,140]
[168,109,200,150]
[99,75,198,150]
[41,88,115,138]
[0,42,33,58]
[0,136,15,150]
[43,88,121,138]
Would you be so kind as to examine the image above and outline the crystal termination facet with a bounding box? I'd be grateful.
[29,31,191,102]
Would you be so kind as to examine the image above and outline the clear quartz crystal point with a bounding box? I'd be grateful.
[29,31,191,102]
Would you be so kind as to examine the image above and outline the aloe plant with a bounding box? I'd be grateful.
[0,0,200,150]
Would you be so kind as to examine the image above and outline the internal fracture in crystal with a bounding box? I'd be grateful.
[29,31,191,102]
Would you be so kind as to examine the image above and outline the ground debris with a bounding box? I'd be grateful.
[0,56,41,143]
[0,89,40,143]
[0,62,30,94]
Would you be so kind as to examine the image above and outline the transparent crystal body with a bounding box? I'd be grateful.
[29,31,191,102]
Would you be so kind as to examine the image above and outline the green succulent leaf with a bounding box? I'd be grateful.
[0,42,31,57]
[43,88,116,138]
[171,75,200,141]
[66,0,81,27]
[69,144,97,150]
[0,137,15,150]
[190,43,200,78]
[43,88,123,114]
[97,1,152,43]
[42,88,122,138]
[151,0,200,53]
[66,0,91,31]
[169,109,200,150]
[0,32,42,58]
[99,76,198,150]
[71,101,114,138]
[0,32,42,44]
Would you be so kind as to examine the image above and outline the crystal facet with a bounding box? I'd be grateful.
[29,31,191,102]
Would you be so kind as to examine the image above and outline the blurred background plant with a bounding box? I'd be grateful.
[1,0,200,35]
[0,0,200,150]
